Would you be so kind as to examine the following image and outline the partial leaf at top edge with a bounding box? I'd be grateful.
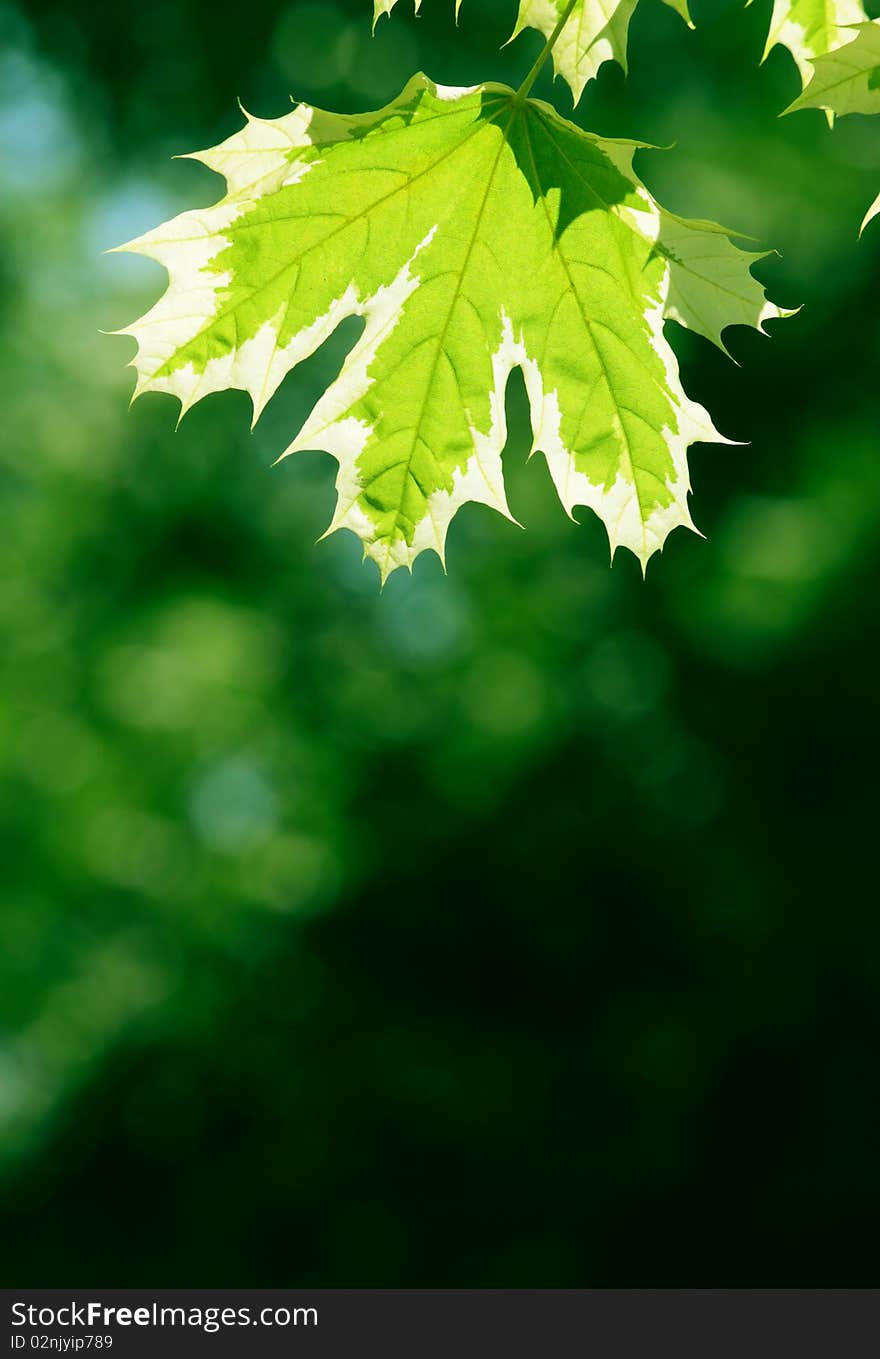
[786,18,880,118]
[373,0,693,105]
[754,0,870,95]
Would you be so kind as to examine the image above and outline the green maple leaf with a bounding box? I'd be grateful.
[374,0,692,105]
[754,0,870,92]
[114,77,789,579]
[787,20,880,229]
[787,17,880,116]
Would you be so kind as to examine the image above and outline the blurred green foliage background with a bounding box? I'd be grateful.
[1,0,879,1285]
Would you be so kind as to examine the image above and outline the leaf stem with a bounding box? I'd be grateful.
[514,0,579,103]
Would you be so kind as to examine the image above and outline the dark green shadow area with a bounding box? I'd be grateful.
[510,99,635,237]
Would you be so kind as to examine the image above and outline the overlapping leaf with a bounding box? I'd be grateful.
[787,20,880,229]
[115,77,789,578]
[788,17,880,116]
[755,0,869,92]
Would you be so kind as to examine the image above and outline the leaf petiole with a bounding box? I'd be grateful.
[514,0,580,103]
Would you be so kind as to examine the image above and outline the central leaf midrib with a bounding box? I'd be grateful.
[375,107,519,568]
